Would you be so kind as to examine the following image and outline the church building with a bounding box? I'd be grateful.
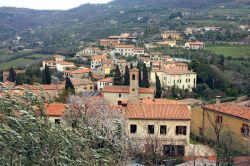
[102,68,154,105]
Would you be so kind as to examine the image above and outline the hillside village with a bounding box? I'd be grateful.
[1,29,250,165]
[0,0,250,165]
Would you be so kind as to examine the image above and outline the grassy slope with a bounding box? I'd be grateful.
[206,45,250,57]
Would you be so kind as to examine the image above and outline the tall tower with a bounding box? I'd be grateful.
[129,68,140,103]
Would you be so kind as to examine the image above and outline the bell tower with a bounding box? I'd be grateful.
[129,68,139,103]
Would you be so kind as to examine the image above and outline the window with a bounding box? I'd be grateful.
[163,145,185,157]
[160,125,167,134]
[132,88,135,91]
[132,74,136,80]
[241,124,249,137]
[130,124,137,134]
[148,125,154,134]
[176,126,187,135]
[216,116,223,124]
[55,119,60,124]
[90,86,93,90]
[118,101,122,105]
[119,93,121,98]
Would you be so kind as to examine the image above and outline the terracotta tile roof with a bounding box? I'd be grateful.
[102,85,154,94]
[57,61,74,65]
[16,84,64,90]
[100,39,119,42]
[63,68,90,74]
[141,99,183,104]
[71,79,93,86]
[125,104,190,120]
[117,59,126,63]
[204,103,250,120]
[92,74,104,80]
[114,44,135,48]
[45,103,66,117]
[98,77,113,83]
[92,55,107,60]
[102,59,114,65]
[164,68,195,75]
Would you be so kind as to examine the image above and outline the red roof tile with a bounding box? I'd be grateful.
[125,104,190,120]
[164,68,195,75]
[63,68,90,74]
[114,44,135,48]
[16,84,64,90]
[98,77,113,83]
[102,85,154,94]
[204,103,250,120]
[141,99,183,104]
[45,103,66,116]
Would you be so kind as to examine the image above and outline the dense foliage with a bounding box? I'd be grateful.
[0,92,126,165]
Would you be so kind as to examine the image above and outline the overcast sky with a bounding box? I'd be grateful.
[0,0,112,10]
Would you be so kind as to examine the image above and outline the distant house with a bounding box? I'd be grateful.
[91,55,107,69]
[204,26,221,32]
[184,27,202,35]
[161,31,182,40]
[114,44,144,57]
[97,77,113,91]
[150,52,163,62]
[114,45,135,57]
[150,67,196,92]
[53,55,65,61]
[45,103,66,124]
[63,68,90,79]
[100,39,120,48]
[71,79,94,93]
[41,55,65,70]
[108,33,137,42]
[56,61,75,72]
[124,99,191,156]
[157,40,177,47]
[133,47,145,57]
[185,41,205,50]
[76,47,102,57]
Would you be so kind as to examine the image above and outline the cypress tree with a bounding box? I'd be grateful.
[155,73,162,98]
[130,63,133,69]
[137,63,142,87]
[16,73,27,85]
[65,77,75,94]
[113,65,123,85]
[42,65,51,84]
[8,67,16,82]
[123,65,130,86]
[141,63,150,88]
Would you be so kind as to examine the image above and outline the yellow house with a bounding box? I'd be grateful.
[71,79,95,93]
[191,101,250,143]
[161,31,182,40]
[124,102,191,156]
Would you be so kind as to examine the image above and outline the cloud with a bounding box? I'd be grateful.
[0,0,112,10]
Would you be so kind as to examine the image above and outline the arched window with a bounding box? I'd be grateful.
[132,74,136,80]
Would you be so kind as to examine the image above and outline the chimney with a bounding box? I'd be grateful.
[216,96,221,104]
